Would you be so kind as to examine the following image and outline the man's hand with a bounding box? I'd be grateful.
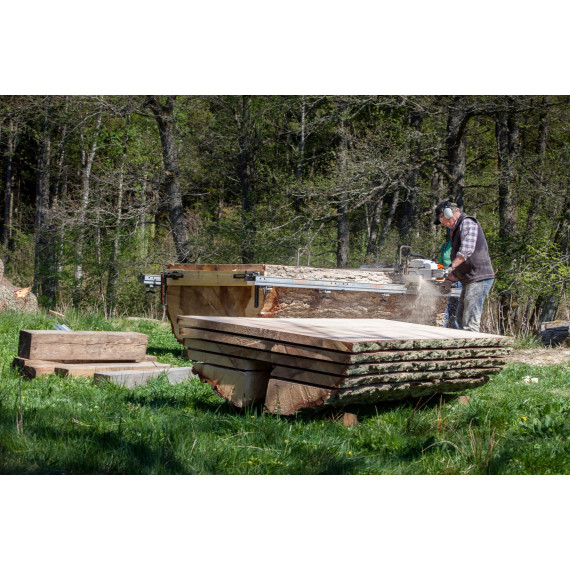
[439,277,454,295]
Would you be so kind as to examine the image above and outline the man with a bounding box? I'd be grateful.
[434,200,494,332]
[437,227,461,328]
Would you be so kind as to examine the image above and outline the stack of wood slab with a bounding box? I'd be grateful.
[178,316,513,415]
[12,330,172,380]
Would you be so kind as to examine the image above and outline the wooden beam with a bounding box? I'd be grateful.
[55,361,171,378]
[18,330,149,362]
[192,362,269,408]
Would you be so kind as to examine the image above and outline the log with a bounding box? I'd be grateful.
[17,330,149,362]
[192,362,269,408]
[264,376,490,415]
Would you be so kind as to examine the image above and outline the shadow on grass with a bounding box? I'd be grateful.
[288,392,462,425]
[0,415,188,474]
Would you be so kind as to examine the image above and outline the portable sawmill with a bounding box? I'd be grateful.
[139,247,459,342]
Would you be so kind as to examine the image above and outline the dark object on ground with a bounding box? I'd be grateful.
[540,321,569,347]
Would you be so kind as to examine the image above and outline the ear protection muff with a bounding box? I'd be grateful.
[442,200,453,219]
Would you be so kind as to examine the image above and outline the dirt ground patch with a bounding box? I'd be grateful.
[508,348,570,366]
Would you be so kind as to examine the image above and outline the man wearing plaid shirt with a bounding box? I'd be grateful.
[434,200,495,332]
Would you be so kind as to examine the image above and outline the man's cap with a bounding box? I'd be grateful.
[433,200,458,225]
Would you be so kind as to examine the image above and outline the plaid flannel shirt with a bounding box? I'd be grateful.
[453,217,478,260]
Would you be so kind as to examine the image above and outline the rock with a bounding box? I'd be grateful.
[0,273,39,313]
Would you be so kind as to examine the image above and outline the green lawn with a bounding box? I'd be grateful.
[0,310,568,474]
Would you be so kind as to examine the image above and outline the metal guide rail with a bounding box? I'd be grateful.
[252,275,410,294]
[138,271,461,306]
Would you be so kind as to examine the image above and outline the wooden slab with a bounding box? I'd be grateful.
[192,362,269,408]
[93,367,194,388]
[181,331,512,365]
[183,340,506,376]
[184,348,273,371]
[55,361,171,378]
[265,376,490,415]
[12,355,158,379]
[177,316,513,352]
[18,330,149,362]
[270,365,501,388]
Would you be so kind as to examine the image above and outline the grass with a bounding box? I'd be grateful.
[0,310,568,474]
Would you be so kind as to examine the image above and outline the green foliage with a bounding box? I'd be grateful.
[0,311,568,474]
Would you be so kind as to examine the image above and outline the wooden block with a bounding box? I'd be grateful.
[12,357,58,378]
[342,413,359,427]
[55,361,171,379]
[183,348,272,371]
[93,367,194,388]
[18,330,149,362]
[192,362,269,408]
[265,378,334,415]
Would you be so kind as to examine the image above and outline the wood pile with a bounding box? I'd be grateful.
[177,316,513,415]
[12,330,171,379]
[540,321,569,347]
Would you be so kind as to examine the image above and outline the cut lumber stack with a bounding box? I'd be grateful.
[178,316,513,414]
[12,330,171,380]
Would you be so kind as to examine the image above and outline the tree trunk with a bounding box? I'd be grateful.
[525,99,549,235]
[495,105,519,241]
[33,105,56,304]
[445,98,470,206]
[365,188,385,260]
[106,122,129,317]
[495,100,520,335]
[376,187,400,260]
[2,118,17,255]
[336,113,350,268]
[235,96,258,264]
[73,110,103,307]
[399,110,423,241]
[146,96,191,263]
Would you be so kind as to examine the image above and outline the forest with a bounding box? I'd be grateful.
[0,95,568,335]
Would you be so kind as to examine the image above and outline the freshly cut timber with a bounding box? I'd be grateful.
[12,354,158,379]
[18,330,149,362]
[184,341,508,376]
[265,377,491,415]
[177,316,512,352]
[180,331,511,365]
[180,316,513,414]
[55,361,171,378]
[93,367,194,388]
[192,362,270,408]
